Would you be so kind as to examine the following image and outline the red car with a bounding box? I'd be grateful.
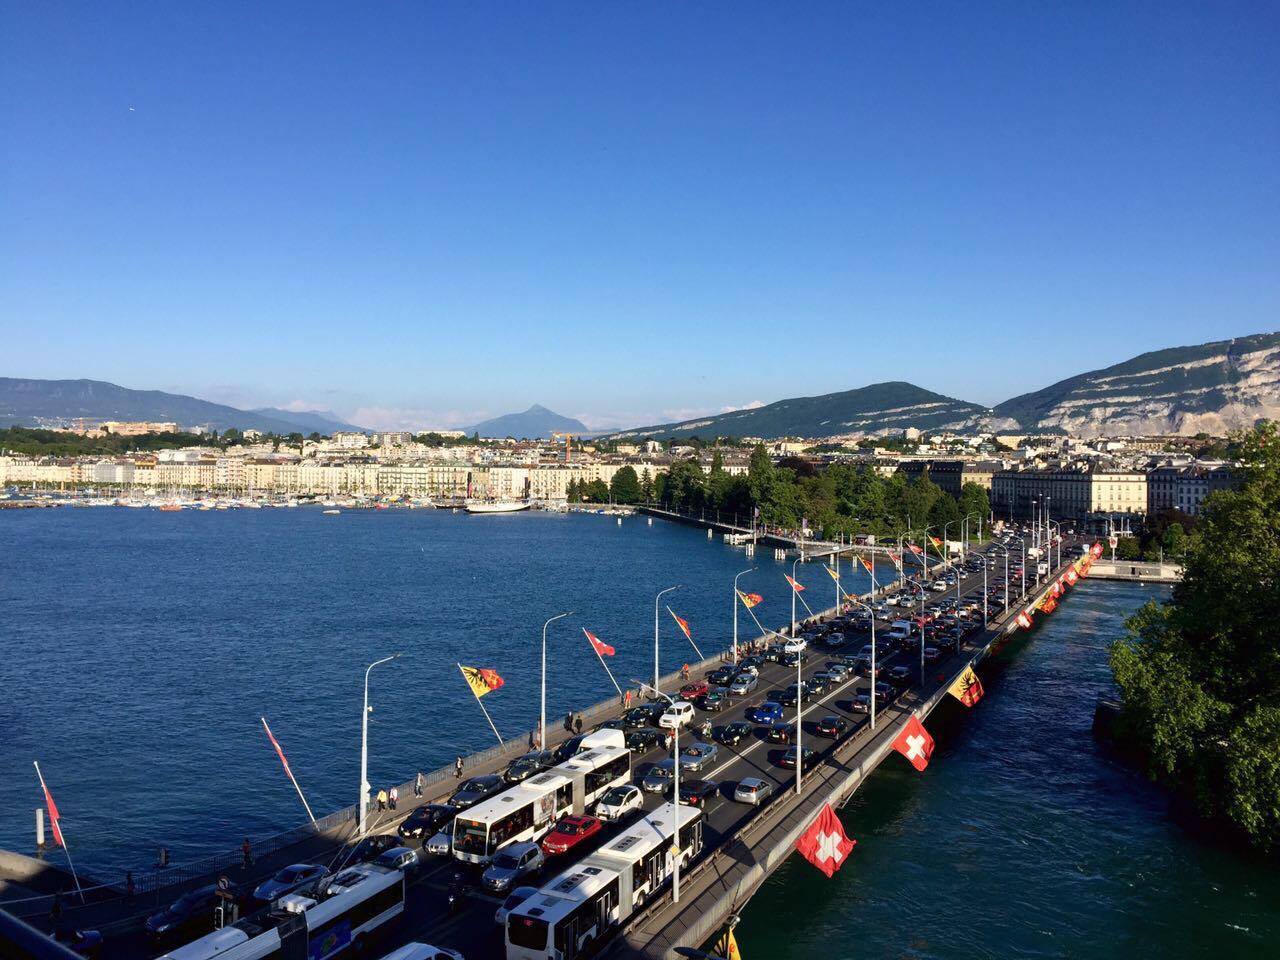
[679,680,709,700]
[540,815,602,856]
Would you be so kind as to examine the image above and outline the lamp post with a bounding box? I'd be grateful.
[359,653,401,836]
[541,612,573,753]
[903,579,927,680]
[634,680,682,902]
[942,519,959,603]
[654,585,682,693]
[992,544,1011,617]
[791,554,804,637]
[732,568,755,665]
[847,597,878,729]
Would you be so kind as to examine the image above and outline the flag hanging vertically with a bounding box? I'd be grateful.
[459,665,505,698]
[262,718,295,779]
[785,574,805,593]
[583,628,615,657]
[824,565,840,582]
[714,928,743,960]
[737,591,763,609]
[668,608,693,641]
[891,715,935,772]
[39,774,64,848]
[794,802,856,878]
[1016,610,1034,630]
[947,666,985,707]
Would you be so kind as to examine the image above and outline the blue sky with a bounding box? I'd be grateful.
[2,2,1277,431]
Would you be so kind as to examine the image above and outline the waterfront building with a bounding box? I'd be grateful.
[992,464,1147,526]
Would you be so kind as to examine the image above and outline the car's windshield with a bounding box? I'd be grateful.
[278,867,302,882]
[603,788,627,803]
[492,853,518,869]
[558,822,581,835]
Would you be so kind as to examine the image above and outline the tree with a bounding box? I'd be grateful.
[583,479,610,502]
[958,482,991,535]
[609,466,641,504]
[566,478,580,503]
[1115,536,1142,561]
[1109,422,1280,850]
[639,468,654,502]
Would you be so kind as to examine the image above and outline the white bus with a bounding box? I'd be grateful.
[453,731,631,866]
[504,803,704,960]
[159,863,404,960]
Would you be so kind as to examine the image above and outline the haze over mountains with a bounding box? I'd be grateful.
[464,405,589,439]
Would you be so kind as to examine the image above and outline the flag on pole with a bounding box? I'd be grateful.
[40,777,64,848]
[1016,610,1034,630]
[824,565,840,582]
[583,628,615,657]
[888,551,903,568]
[794,802,856,878]
[460,665,505,698]
[947,666,985,707]
[859,556,874,576]
[907,543,924,555]
[929,535,944,549]
[262,718,296,779]
[785,574,805,592]
[891,715,935,771]
[737,591,763,609]
[668,608,693,642]
[714,928,743,960]
[1065,567,1079,585]
[1040,596,1058,614]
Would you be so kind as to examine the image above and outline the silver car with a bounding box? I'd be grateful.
[733,778,772,804]
[375,846,421,875]
[481,841,543,893]
[641,758,676,792]
[424,829,453,856]
[494,885,539,925]
[252,863,326,902]
[679,741,718,773]
[728,673,758,696]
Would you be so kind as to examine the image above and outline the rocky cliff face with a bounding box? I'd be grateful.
[993,332,1280,437]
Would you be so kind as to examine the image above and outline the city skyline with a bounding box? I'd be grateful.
[3,4,1278,431]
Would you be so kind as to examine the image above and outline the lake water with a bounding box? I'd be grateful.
[732,578,1280,959]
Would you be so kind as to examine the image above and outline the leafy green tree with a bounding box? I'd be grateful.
[1115,536,1142,560]
[958,482,991,535]
[639,468,654,502]
[609,466,641,504]
[583,479,610,502]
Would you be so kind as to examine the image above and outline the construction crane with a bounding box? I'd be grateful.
[551,432,578,462]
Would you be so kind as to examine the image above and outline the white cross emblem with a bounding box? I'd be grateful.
[814,829,846,865]
[905,733,926,762]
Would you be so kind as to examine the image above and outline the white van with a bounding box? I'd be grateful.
[887,620,914,641]
[659,701,695,729]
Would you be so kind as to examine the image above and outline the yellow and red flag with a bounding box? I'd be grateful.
[1040,596,1058,614]
[668,608,694,642]
[929,535,943,549]
[714,928,743,960]
[737,591,763,609]
[824,565,841,582]
[785,574,805,593]
[459,664,505,698]
[583,628,615,657]
[859,556,874,576]
[947,666,985,707]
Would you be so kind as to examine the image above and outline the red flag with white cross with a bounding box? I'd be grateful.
[794,802,856,878]
[891,715,935,772]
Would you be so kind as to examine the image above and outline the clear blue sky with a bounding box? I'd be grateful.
[2,2,1277,430]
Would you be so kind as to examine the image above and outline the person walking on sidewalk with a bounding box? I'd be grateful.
[454,756,464,779]
[414,771,424,797]
[241,838,253,870]
[574,713,583,735]
[389,786,399,811]
[376,788,388,812]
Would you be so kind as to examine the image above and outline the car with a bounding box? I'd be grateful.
[700,690,727,712]
[659,701,695,729]
[923,646,941,664]
[779,745,817,769]
[733,777,772,805]
[708,666,736,686]
[746,700,785,724]
[53,929,103,959]
[889,665,914,686]
[679,741,719,772]
[625,727,665,752]
[641,758,677,792]
[780,651,804,668]
[350,833,401,863]
[826,662,852,681]
[713,720,754,747]
[541,815,603,856]
[824,631,848,648]
[728,673,758,695]
[762,644,786,662]
[595,717,628,732]
[595,784,643,821]
[783,637,807,654]
[807,674,832,696]
[679,680,710,700]
[494,885,539,925]
[424,829,453,856]
[552,734,588,762]
[378,945,465,960]
[734,663,760,678]
[677,779,719,806]
[851,692,872,713]
[767,721,796,743]
[253,863,327,903]
[144,884,231,943]
[815,715,847,738]
[777,684,809,708]
[449,774,505,809]
[376,845,422,875]
[482,841,544,892]
[740,656,765,671]
[398,803,456,840]
[504,751,555,783]
[623,706,655,728]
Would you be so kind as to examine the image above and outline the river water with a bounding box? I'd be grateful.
[733,578,1280,959]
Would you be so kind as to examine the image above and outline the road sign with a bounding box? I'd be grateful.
[1108,534,1118,549]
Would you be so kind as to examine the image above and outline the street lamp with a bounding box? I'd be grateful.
[634,680,683,903]
[654,586,682,693]
[902,579,928,680]
[732,568,755,665]
[846,597,878,730]
[992,543,1011,618]
[541,612,573,753]
[359,653,402,836]
[791,554,804,637]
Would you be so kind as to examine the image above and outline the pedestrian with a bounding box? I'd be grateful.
[564,712,573,732]
[389,786,399,810]
[454,755,464,779]
[241,838,252,870]
[376,787,388,811]
[528,728,537,749]
[624,689,633,709]
[125,871,135,900]
[574,713,583,735]
[681,663,690,681]
[414,771,424,798]
[157,845,170,869]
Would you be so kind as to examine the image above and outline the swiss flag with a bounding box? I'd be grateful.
[908,544,924,555]
[794,802,856,878]
[891,715,935,772]
[583,628,615,657]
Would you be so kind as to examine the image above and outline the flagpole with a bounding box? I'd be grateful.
[261,718,317,826]
[666,607,704,661]
[33,761,83,902]
[458,663,505,747]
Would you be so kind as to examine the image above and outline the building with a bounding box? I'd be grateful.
[992,465,1147,526]
[1148,463,1237,517]
[897,459,1000,497]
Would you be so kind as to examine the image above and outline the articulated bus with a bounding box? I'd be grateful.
[453,730,631,866]
[505,803,704,960]
[160,864,404,960]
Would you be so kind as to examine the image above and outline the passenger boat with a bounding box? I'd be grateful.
[465,499,531,514]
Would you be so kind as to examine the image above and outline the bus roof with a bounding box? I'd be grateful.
[588,802,699,865]
[454,770,573,825]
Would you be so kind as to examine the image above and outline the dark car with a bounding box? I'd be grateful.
[552,734,588,763]
[708,666,736,686]
[779,745,817,769]
[504,751,555,783]
[777,684,809,708]
[623,706,656,728]
[714,720,755,747]
[740,656,765,671]
[746,700,785,724]
[806,674,832,696]
[676,779,719,807]
[767,721,796,744]
[449,774,505,809]
[350,833,400,862]
[626,727,665,752]
[144,884,229,943]
[399,803,456,840]
[53,928,103,959]
[815,715,847,739]
[700,690,727,712]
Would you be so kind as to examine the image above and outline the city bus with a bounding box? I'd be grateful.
[453,730,631,866]
[504,803,704,960]
[159,863,404,960]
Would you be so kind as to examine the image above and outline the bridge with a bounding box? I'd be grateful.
[1,531,1088,960]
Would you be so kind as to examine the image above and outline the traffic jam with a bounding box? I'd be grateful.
[140,530,1080,960]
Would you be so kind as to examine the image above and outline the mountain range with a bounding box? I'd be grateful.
[610,331,1280,440]
[466,404,589,439]
[0,378,365,435]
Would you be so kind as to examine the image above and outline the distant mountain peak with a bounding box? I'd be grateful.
[467,405,589,439]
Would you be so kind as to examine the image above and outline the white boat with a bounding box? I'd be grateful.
[464,500,531,514]
[323,508,341,515]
